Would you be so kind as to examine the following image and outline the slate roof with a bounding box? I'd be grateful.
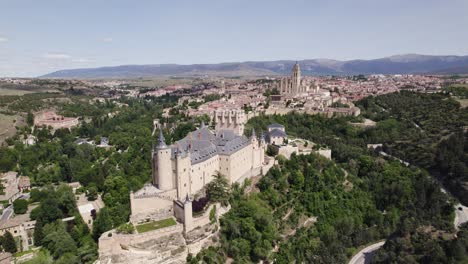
[267,123,285,129]
[269,129,287,138]
[170,127,250,165]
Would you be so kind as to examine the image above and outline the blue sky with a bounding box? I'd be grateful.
[0,0,467,77]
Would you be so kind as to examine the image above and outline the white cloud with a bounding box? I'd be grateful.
[43,52,72,60]
[72,58,90,63]
[0,37,8,43]
[102,37,113,42]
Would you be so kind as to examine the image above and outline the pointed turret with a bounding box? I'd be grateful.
[157,129,167,149]
[184,193,191,203]
[260,132,266,145]
[251,128,257,140]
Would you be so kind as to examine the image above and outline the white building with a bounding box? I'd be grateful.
[131,122,267,233]
[267,123,287,145]
[152,122,266,201]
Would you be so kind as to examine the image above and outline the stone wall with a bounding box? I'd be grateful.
[130,189,177,224]
[98,224,185,264]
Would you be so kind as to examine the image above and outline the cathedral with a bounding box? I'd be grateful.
[279,62,309,95]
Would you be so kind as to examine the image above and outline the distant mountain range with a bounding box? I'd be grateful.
[41,54,468,79]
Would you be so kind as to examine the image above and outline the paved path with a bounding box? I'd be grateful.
[0,205,13,221]
[348,241,385,264]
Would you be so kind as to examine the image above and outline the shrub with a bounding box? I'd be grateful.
[13,199,28,214]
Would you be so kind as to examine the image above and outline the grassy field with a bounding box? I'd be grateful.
[0,83,58,96]
[0,88,35,96]
[127,77,196,88]
[0,113,24,144]
[135,218,177,233]
[456,99,468,108]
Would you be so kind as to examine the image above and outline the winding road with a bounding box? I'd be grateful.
[348,241,385,264]
[349,150,468,264]
[0,205,13,221]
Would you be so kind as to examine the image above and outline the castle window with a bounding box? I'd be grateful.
[184,183,186,187]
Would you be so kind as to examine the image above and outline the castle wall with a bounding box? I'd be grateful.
[175,155,191,200]
[188,155,220,196]
[98,224,184,264]
[226,144,254,183]
[173,200,185,224]
[252,145,263,169]
[130,189,177,224]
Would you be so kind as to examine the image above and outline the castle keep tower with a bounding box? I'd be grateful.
[153,130,173,190]
[214,109,246,136]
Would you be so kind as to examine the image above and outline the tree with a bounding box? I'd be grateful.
[86,186,98,201]
[13,199,28,214]
[206,172,230,206]
[92,207,113,240]
[116,223,134,234]
[42,221,77,259]
[33,222,45,246]
[30,188,45,203]
[26,112,34,126]
[22,250,53,264]
[2,231,17,253]
[266,145,278,156]
[56,253,80,264]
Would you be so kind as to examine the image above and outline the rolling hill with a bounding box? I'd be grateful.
[42,54,468,79]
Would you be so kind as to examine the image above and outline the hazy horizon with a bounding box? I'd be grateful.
[1,0,468,77]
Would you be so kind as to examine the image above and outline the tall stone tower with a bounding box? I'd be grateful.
[214,109,246,136]
[250,128,260,168]
[153,130,173,190]
[279,62,303,95]
[183,194,193,234]
[291,62,301,94]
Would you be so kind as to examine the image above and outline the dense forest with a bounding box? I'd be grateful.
[29,185,97,263]
[191,90,468,263]
[0,93,211,262]
[357,91,468,204]
[1,89,466,263]
[373,223,468,263]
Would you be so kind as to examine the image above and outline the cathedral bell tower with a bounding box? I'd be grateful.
[291,62,301,94]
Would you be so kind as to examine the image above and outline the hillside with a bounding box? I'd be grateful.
[42,54,468,79]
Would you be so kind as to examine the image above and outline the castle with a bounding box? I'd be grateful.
[152,121,266,200]
[130,116,268,233]
[279,62,310,95]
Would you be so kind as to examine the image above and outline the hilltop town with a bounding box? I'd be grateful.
[0,61,467,263]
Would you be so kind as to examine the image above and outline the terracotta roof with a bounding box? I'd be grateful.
[18,176,30,188]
